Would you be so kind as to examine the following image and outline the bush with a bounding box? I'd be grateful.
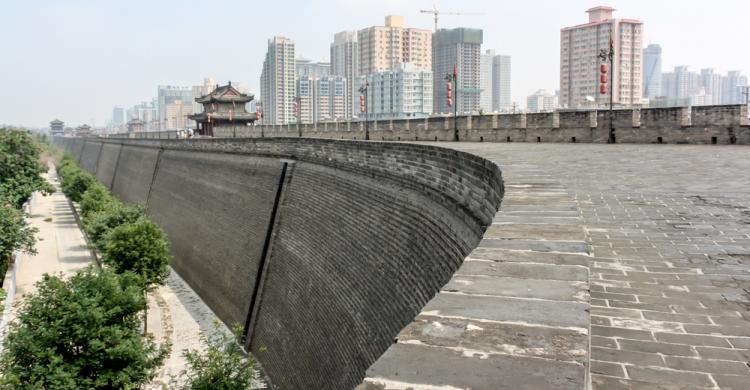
[0,204,38,277]
[84,203,144,248]
[60,168,96,202]
[0,129,54,208]
[173,322,258,390]
[79,183,116,220]
[0,267,169,389]
[100,218,171,290]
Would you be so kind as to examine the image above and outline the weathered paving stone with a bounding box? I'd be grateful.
[443,275,587,302]
[398,315,589,364]
[362,343,586,390]
[422,292,589,329]
[479,238,589,254]
[627,366,715,387]
[457,259,588,281]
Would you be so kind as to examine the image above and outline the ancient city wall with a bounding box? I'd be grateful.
[54,136,504,390]
[119,104,748,145]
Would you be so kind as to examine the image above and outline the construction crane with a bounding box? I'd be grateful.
[419,5,485,32]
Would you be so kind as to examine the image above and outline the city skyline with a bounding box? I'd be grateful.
[2,0,750,127]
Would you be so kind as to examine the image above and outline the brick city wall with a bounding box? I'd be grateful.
[118,104,748,145]
[54,137,504,390]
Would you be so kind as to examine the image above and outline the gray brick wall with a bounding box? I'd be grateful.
[111,145,159,205]
[53,137,503,390]
[95,143,121,189]
[146,150,284,327]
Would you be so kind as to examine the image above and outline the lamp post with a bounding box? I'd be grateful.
[359,78,370,140]
[445,64,458,141]
[598,37,616,144]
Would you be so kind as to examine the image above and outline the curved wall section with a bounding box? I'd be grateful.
[53,137,504,390]
[146,150,284,326]
[250,161,479,388]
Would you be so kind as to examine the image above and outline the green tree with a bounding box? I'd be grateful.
[84,203,145,248]
[173,322,258,390]
[60,168,96,202]
[0,204,38,277]
[100,218,171,334]
[79,183,116,220]
[0,129,54,208]
[100,218,171,289]
[0,267,169,389]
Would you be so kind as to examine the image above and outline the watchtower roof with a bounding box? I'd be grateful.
[196,82,254,104]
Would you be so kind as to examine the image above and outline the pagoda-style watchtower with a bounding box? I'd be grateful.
[189,82,256,136]
[75,124,92,137]
[50,119,64,137]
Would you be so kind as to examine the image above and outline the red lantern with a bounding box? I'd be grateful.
[359,95,365,113]
[600,63,609,74]
[599,84,608,95]
[600,75,608,83]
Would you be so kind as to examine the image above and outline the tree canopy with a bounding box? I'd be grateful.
[0,267,169,389]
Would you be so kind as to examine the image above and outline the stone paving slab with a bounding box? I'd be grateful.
[433,143,750,390]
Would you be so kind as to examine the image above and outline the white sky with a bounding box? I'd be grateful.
[2,0,748,127]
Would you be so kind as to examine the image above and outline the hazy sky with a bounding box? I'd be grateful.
[2,0,749,128]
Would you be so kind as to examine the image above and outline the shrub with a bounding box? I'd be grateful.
[173,322,258,390]
[0,129,54,208]
[84,203,144,248]
[0,204,38,276]
[100,218,170,290]
[60,168,96,202]
[0,267,169,389]
[79,183,116,220]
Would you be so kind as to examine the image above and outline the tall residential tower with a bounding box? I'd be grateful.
[433,28,483,114]
[560,6,643,109]
[357,16,432,75]
[330,31,358,119]
[643,44,662,100]
[260,36,296,125]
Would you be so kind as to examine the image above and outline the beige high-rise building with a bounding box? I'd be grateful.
[358,15,432,76]
[164,99,193,130]
[560,6,643,109]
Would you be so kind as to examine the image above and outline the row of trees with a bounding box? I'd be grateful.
[1,147,257,389]
[0,129,54,306]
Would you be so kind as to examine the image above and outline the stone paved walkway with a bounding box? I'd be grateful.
[439,143,750,390]
[12,166,92,300]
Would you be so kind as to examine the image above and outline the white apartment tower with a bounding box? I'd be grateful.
[330,31,358,119]
[480,50,512,113]
[260,36,296,125]
[359,63,432,120]
[357,16,432,75]
[560,6,643,109]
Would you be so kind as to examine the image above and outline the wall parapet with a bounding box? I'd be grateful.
[106,104,749,145]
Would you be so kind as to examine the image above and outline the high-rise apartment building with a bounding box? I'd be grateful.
[526,90,559,113]
[295,75,348,123]
[433,28,483,114]
[721,70,748,104]
[480,50,512,113]
[480,50,494,113]
[260,36,296,125]
[701,69,722,105]
[157,86,193,129]
[358,16,432,76]
[330,31,359,119]
[360,63,432,120]
[192,78,216,115]
[493,54,512,112]
[164,99,193,130]
[111,107,124,125]
[560,6,643,109]
[643,44,662,99]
